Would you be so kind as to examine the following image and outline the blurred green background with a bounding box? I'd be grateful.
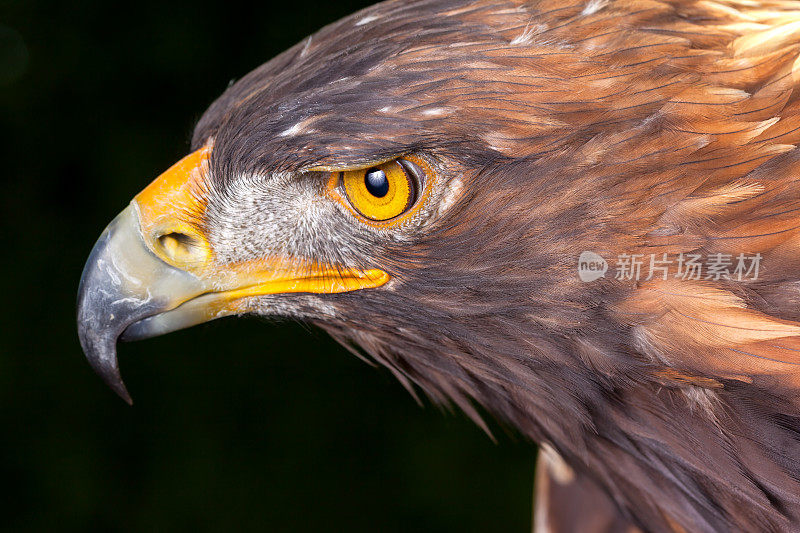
[0,0,535,531]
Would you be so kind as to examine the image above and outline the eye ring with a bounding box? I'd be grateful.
[328,155,432,226]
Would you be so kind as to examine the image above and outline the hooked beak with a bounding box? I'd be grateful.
[76,204,205,403]
[77,147,389,403]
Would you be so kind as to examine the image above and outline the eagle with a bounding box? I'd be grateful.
[77,0,800,531]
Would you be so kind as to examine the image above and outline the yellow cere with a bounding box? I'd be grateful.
[342,160,413,221]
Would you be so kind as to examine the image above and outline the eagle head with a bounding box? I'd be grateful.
[78,1,592,419]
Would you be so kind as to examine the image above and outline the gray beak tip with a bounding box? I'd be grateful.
[115,384,134,406]
[100,368,134,406]
[77,323,134,405]
[92,359,134,406]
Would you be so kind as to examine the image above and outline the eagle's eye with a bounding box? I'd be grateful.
[341,160,416,221]
[331,156,431,225]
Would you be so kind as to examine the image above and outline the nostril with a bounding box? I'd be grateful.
[156,232,203,264]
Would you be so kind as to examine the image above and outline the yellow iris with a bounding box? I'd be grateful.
[342,160,414,221]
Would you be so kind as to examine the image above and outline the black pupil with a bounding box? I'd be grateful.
[364,168,390,198]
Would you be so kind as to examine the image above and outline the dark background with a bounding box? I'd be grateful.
[1,1,535,531]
